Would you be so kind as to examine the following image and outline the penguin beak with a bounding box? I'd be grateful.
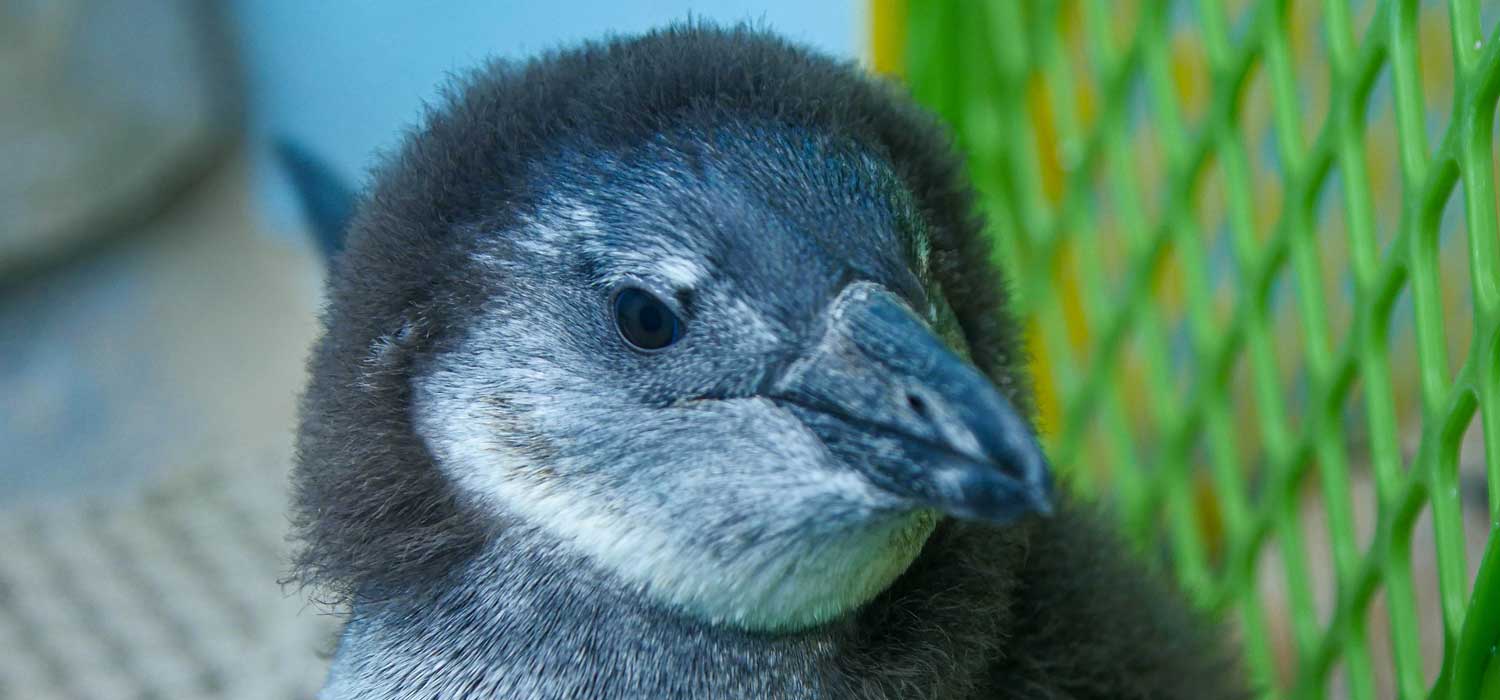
[768,284,1053,523]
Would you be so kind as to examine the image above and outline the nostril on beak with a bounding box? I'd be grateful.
[901,384,1035,482]
[904,392,929,419]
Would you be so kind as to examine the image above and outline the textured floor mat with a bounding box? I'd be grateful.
[0,451,337,700]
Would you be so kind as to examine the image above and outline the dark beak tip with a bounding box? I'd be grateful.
[1029,489,1055,518]
[943,463,1056,524]
[998,480,1056,521]
[1027,464,1056,518]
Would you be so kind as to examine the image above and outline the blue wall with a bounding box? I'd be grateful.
[230,1,860,237]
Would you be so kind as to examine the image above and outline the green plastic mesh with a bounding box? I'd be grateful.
[901,1,1500,697]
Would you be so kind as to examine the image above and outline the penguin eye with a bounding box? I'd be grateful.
[612,286,683,351]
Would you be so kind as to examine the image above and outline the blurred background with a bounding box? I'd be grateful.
[898,2,1497,697]
[0,2,857,698]
[4,1,1498,699]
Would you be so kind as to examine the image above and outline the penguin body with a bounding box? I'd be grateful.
[292,24,1246,700]
[319,511,1237,699]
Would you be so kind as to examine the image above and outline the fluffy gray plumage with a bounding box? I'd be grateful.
[291,23,1247,699]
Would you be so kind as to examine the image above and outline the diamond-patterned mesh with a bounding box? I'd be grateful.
[895,1,1500,697]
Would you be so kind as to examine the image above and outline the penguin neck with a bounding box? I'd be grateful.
[323,521,1026,700]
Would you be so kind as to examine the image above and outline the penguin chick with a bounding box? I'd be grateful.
[291,23,1247,700]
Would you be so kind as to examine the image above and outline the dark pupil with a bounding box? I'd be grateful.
[638,304,663,333]
[616,288,680,350]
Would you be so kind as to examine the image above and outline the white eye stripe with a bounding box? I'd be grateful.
[656,256,709,288]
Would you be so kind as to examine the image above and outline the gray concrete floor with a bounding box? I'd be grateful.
[1,151,323,504]
[0,152,338,700]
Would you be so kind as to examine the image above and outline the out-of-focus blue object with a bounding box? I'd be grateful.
[231,2,857,244]
[1,0,238,274]
[274,138,354,259]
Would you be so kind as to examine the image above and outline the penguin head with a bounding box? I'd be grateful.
[293,25,1050,633]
